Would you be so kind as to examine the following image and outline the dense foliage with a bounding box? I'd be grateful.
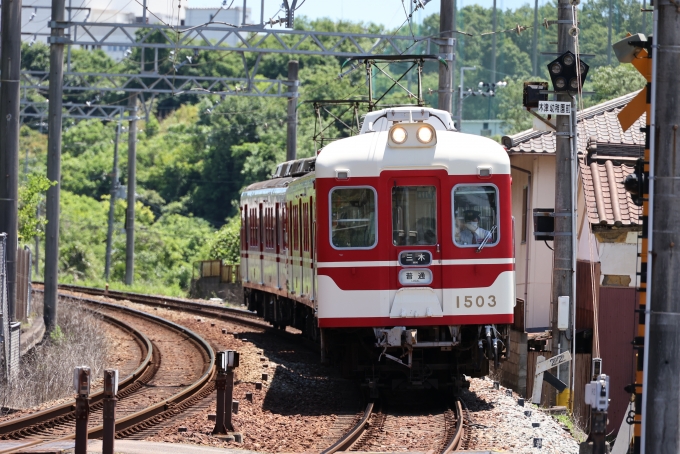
[17,3,647,293]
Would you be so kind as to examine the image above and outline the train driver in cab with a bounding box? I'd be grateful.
[459,210,489,245]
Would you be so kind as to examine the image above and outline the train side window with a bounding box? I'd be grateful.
[329,187,377,249]
[452,184,499,248]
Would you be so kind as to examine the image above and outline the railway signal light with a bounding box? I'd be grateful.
[624,158,647,207]
[522,82,548,109]
[547,51,589,93]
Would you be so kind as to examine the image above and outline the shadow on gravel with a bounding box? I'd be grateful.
[460,385,496,413]
[233,330,363,417]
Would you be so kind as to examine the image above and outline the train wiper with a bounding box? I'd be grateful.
[476,225,497,253]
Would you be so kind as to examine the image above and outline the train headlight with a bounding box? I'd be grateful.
[416,125,434,144]
[391,126,408,144]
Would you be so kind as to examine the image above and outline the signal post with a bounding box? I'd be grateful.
[644,4,680,452]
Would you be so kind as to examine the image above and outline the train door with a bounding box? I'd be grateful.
[286,201,294,293]
[389,176,444,317]
[310,196,316,304]
[298,201,304,296]
[275,203,281,289]
[259,203,264,284]
[242,204,248,283]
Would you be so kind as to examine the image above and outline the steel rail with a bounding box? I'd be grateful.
[320,402,374,454]
[56,283,273,330]
[0,293,215,454]
[440,400,464,454]
[0,302,153,436]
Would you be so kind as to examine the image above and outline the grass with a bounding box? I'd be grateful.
[0,295,110,410]
[61,277,189,298]
[553,413,588,442]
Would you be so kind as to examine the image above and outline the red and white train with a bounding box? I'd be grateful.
[240,106,514,393]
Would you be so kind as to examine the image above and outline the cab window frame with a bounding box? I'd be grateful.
[452,183,501,249]
[328,185,378,250]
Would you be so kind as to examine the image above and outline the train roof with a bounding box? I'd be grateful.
[317,107,510,179]
[360,106,455,133]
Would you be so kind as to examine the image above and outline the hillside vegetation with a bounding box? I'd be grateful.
[18,3,646,294]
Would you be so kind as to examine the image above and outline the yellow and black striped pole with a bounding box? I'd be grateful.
[617,44,652,454]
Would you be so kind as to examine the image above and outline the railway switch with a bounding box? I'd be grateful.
[73,366,91,454]
[214,350,239,436]
[103,369,119,454]
[73,366,91,398]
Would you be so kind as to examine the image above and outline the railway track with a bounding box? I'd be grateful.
[321,399,464,454]
[0,293,215,454]
[57,283,274,331]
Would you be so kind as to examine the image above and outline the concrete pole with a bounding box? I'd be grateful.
[532,0,539,76]
[105,116,122,282]
[286,61,298,161]
[607,0,612,65]
[451,0,457,116]
[644,6,680,452]
[437,0,454,114]
[0,0,22,322]
[125,95,138,285]
[550,0,575,404]
[44,0,67,332]
[488,0,497,119]
[34,206,40,277]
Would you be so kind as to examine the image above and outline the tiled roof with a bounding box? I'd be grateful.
[504,91,645,227]
[501,91,645,154]
[580,158,640,227]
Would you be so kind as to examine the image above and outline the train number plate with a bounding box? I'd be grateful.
[398,268,433,285]
[399,251,432,266]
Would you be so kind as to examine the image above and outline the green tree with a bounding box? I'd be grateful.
[583,64,646,107]
[18,173,55,244]
[208,216,241,264]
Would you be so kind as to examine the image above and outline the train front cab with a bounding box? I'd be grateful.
[315,109,515,392]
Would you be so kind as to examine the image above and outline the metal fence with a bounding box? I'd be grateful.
[15,247,32,322]
[1,233,8,379]
[194,260,240,284]
[0,235,23,381]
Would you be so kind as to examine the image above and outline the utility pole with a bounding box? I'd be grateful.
[44,0,67,332]
[488,0,497,119]
[125,95,137,285]
[607,0,612,65]
[0,0,22,322]
[533,0,539,75]
[34,206,39,277]
[456,66,476,131]
[550,0,575,405]
[105,117,122,282]
[644,6,680,452]
[286,61,298,160]
[438,0,454,114]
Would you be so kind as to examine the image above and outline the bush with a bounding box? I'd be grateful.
[0,297,110,409]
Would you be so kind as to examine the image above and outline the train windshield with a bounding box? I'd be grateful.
[392,186,437,246]
[330,187,377,249]
[453,185,499,247]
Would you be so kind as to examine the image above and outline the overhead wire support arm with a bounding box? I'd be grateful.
[58,23,438,57]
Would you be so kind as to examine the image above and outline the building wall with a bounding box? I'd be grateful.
[510,154,555,330]
[598,286,637,431]
[459,119,508,137]
[596,231,638,287]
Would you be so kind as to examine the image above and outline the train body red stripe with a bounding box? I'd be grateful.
[318,314,514,328]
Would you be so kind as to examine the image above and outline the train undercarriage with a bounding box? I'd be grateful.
[244,287,510,396]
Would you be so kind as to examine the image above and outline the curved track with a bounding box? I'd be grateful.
[0,293,215,454]
[321,399,464,454]
[59,284,269,330]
